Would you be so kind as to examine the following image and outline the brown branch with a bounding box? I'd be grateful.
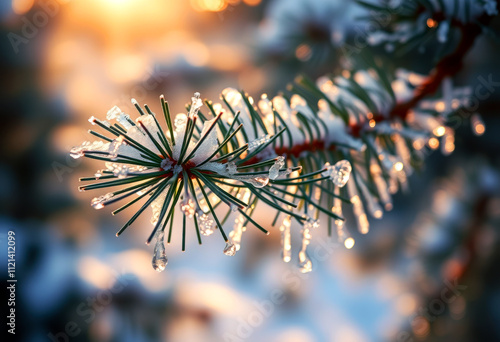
[250,12,494,163]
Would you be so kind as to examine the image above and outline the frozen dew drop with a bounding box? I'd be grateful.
[330,160,352,187]
[180,197,195,218]
[269,156,285,180]
[94,170,103,179]
[247,176,269,188]
[189,92,203,118]
[223,242,237,256]
[91,193,114,210]
[152,232,168,272]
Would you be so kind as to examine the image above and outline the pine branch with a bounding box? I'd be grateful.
[69,2,496,271]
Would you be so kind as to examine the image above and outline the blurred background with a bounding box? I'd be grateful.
[1,0,500,341]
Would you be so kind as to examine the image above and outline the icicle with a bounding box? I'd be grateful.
[279,216,292,262]
[91,193,114,210]
[298,218,317,273]
[180,196,195,219]
[269,156,285,180]
[229,214,246,252]
[331,187,348,243]
[223,242,236,256]
[108,136,126,160]
[347,178,369,234]
[196,210,215,236]
[152,231,168,272]
[357,177,383,219]
[471,113,485,136]
[188,92,203,118]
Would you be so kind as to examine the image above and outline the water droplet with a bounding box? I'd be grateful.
[152,232,168,272]
[223,242,236,256]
